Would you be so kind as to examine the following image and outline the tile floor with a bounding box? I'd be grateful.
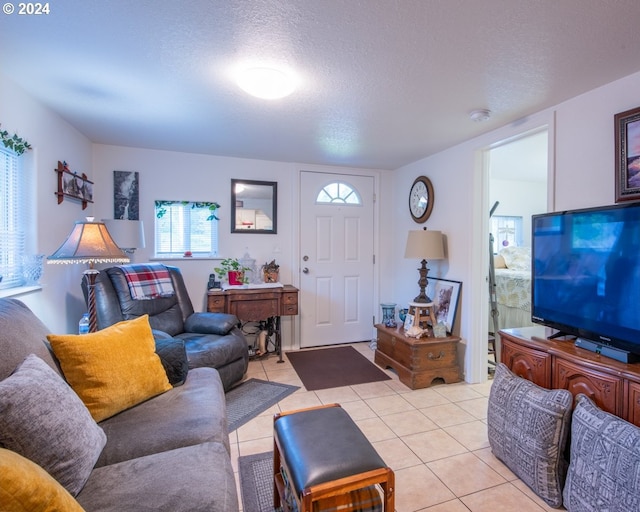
[230,343,562,512]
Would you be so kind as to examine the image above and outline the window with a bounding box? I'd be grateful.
[0,147,31,289]
[316,181,361,204]
[154,201,219,257]
[491,215,523,253]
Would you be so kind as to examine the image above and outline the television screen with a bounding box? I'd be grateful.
[532,202,640,358]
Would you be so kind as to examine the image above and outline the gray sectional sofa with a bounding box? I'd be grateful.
[0,298,239,511]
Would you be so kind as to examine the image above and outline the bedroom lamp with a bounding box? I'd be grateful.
[404,227,445,303]
[47,217,129,332]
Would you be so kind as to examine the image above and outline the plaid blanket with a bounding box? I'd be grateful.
[119,263,175,300]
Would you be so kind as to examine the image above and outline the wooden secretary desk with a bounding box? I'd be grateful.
[207,285,298,362]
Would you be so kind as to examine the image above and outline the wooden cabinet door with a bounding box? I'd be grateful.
[626,381,640,427]
[501,335,551,388]
[553,358,623,416]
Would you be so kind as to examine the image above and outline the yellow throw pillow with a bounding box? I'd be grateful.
[47,315,172,422]
[0,448,85,512]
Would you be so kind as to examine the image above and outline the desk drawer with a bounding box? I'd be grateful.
[207,295,225,313]
[232,299,279,321]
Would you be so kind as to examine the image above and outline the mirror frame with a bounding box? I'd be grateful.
[230,179,278,234]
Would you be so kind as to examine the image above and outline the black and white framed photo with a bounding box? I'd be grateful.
[426,278,462,334]
[114,170,140,220]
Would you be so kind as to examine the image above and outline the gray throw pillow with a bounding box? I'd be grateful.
[488,363,572,508]
[563,394,640,511]
[0,354,107,496]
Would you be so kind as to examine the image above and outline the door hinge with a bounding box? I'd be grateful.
[373,254,375,264]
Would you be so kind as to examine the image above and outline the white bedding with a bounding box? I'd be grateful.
[490,247,535,330]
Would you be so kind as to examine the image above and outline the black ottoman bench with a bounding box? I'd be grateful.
[273,403,395,512]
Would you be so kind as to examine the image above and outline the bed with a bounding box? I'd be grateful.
[490,246,535,331]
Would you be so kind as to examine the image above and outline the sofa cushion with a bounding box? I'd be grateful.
[155,336,189,386]
[77,442,238,512]
[0,354,106,496]
[487,363,572,508]
[563,394,640,510]
[0,298,59,380]
[96,367,229,467]
[0,448,85,512]
[47,315,172,422]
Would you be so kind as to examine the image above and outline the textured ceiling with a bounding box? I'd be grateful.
[2,0,640,170]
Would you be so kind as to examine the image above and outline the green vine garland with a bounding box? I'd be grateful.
[155,200,220,221]
[0,125,32,155]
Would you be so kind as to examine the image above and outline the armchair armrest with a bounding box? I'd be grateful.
[184,312,239,335]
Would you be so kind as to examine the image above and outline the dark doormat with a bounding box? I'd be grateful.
[238,451,280,512]
[286,345,391,391]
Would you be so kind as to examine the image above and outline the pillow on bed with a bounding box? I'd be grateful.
[494,254,507,268]
[499,246,531,271]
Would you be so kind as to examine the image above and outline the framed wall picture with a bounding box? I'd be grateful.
[614,106,640,203]
[114,170,140,220]
[425,278,462,334]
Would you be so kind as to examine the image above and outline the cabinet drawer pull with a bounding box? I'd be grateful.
[428,351,445,360]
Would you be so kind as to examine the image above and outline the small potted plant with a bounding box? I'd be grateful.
[262,259,280,283]
[214,258,250,285]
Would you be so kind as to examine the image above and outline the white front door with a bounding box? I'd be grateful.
[299,171,375,347]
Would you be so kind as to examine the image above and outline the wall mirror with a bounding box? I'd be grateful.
[231,179,278,234]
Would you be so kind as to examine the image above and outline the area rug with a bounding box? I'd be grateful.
[286,345,391,391]
[226,379,299,432]
[238,451,280,512]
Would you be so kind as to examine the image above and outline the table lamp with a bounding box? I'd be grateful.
[404,227,444,303]
[47,217,129,332]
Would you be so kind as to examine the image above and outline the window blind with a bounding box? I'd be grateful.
[0,147,27,289]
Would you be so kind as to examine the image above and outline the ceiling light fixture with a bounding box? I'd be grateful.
[237,67,297,100]
[469,109,491,122]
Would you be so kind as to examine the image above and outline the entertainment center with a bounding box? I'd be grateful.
[500,325,640,427]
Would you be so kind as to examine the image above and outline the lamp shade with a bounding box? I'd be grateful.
[102,219,145,251]
[404,229,444,260]
[47,218,130,265]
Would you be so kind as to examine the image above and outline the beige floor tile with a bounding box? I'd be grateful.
[427,452,506,496]
[444,420,490,451]
[314,385,362,404]
[263,367,303,387]
[460,482,546,512]
[381,409,438,436]
[236,413,273,442]
[276,390,322,412]
[365,393,415,416]
[432,382,485,402]
[402,429,468,463]
[423,499,471,511]
[402,387,452,408]
[466,380,494,397]
[339,399,377,420]
[237,436,273,457]
[393,464,456,511]
[473,447,518,481]
[355,416,397,442]
[421,402,477,427]
[456,396,489,419]
[352,380,398,399]
[372,437,422,471]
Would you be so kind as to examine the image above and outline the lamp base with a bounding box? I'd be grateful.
[83,269,100,333]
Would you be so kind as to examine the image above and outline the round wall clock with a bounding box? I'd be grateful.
[409,176,434,223]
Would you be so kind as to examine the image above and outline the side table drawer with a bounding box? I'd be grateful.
[281,292,298,315]
[207,294,225,313]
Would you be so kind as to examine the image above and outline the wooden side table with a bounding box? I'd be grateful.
[207,285,298,362]
[374,324,461,389]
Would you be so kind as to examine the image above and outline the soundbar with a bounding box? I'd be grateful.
[575,338,640,364]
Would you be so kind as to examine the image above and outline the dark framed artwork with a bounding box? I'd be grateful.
[114,171,140,220]
[425,278,462,334]
[614,106,640,203]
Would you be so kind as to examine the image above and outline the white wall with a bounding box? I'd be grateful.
[0,74,94,333]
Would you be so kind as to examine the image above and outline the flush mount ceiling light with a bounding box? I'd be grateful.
[469,109,491,122]
[236,67,297,100]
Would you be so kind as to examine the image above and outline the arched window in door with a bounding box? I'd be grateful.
[315,181,362,205]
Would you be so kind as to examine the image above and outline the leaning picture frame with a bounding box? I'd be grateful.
[614,105,640,203]
[425,278,462,334]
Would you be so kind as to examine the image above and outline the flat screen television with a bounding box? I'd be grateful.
[531,202,640,363]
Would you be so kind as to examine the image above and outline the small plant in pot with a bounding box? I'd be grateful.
[214,258,250,285]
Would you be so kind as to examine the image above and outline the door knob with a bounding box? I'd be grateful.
[302,267,309,274]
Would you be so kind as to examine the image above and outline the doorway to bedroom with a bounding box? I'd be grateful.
[487,128,549,369]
